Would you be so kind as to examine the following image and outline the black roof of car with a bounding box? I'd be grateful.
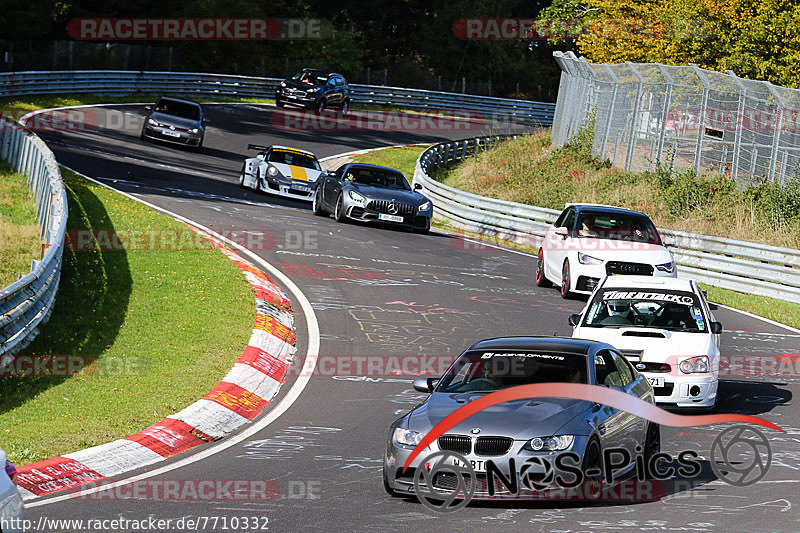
[570,205,650,219]
[466,336,614,355]
[298,68,345,77]
[339,162,404,175]
[156,96,202,107]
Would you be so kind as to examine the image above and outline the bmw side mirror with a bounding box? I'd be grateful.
[414,183,422,190]
[710,321,723,334]
[568,313,581,327]
[412,377,436,393]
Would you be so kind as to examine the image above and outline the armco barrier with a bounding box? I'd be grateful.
[0,117,68,356]
[413,135,800,303]
[0,70,555,125]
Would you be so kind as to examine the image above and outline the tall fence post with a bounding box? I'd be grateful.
[600,65,619,162]
[726,70,747,182]
[765,82,786,183]
[624,62,644,172]
[655,65,674,167]
[691,65,710,176]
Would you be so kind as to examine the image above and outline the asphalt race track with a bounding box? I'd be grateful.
[25,104,800,532]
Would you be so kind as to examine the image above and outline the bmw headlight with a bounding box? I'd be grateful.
[394,428,423,446]
[267,165,279,177]
[147,118,157,126]
[348,190,366,205]
[679,355,709,374]
[656,261,675,273]
[578,252,603,265]
[524,435,574,451]
[418,201,431,212]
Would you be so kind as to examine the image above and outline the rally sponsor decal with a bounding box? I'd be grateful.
[16,457,104,496]
[601,290,696,305]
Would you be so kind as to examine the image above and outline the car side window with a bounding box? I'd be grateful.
[562,209,577,233]
[611,352,634,386]
[594,351,623,387]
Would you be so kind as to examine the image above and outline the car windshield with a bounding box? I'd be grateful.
[291,70,328,85]
[576,212,661,244]
[153,99,201,120]
[583,288,707,332]
[436,351,588,393]
[268,150,321,171]
[342,168,411,190]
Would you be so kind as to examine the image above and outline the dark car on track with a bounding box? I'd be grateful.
[140,96,208,151]
[383,336,659,499]
[312,163,433,233]
[275,68,350,114]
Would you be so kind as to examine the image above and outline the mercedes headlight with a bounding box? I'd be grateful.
[524,435,574,451]
[418,201,431,212]
[348,190,366,205]
[578,252,603,265]
[679,355,709,374]
[394,428,423,446]
[147,118,157,126]
[267,165,279,177]
[656,261,675,273]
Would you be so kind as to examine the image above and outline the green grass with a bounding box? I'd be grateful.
[0,161,40,287]
[0,168,253,464]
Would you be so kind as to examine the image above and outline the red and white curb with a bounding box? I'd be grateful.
[15,226,296,500]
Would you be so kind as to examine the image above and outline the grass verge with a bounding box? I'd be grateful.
[0,161,40,288]
[353,142,800,330]
[0,168,253,465]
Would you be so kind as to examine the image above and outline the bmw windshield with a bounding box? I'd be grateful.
[436,351,588,393]
[583,288,707,332]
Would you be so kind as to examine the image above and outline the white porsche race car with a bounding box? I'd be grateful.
[570,275,722,410]
[239,144,325,201]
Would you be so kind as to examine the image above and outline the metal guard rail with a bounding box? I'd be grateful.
[0,70,555,125]
[0,117,69,357]
[413,135,800,303]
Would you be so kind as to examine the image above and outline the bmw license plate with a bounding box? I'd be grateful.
[451,457,485,472]
[378,214,404,223]
[647,377,665,387]
[162,130,181,137]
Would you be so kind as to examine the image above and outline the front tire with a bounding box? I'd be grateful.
[334,193,347,223]
[312,188,326,216]
[560,259,574,299]
[582,437,603,481]
[340,99,350,116]
[317,98,327,114]
[536,248,552,287]
[276,99,285,108]
[644,423,661,466]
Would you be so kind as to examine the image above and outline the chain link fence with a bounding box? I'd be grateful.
[552,51,800,186]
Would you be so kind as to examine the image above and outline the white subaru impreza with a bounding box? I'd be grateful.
[570,275,722,410]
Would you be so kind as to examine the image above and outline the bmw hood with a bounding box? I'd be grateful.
[407,392,590,439]
[349,184,426,204]
[148,112,200,130]
[269,162,323,182]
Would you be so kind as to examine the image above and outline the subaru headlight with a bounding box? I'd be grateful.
[679,355,709,374]
[524,435,574,451]
[578,252,603,265]
[394,428,423,446]
[267,165,279,177]
[148,118,157,126]
[418,201,431,212]
[348,190,366,205]
[656,261,675,273]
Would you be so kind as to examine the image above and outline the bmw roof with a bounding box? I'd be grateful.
[466,336,615,356]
